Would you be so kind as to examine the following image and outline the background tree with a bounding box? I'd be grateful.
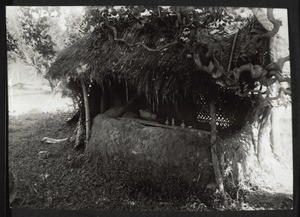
[6,6,86,90]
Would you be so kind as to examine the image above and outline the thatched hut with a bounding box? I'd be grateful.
[47,13,271,135]
[47,8,284,190]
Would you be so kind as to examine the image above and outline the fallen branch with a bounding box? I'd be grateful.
[41,137,69,144]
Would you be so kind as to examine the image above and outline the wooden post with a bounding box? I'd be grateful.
[209,87,225,193]
[100,90,106,113]
[74,109,85,149]
[81,80,91,146]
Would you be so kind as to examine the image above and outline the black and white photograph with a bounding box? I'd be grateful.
[6,6,293,211]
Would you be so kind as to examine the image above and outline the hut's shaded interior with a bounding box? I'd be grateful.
[84,77,256,133]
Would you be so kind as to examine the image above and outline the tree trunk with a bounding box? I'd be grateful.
[209,96,224,193]
[81,80,91,147]
[257,116,271,164]
[47,77,55,92]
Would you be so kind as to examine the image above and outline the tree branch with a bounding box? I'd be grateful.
[262,8,282,38]
[277,55,290,70]
[157,6,162,18]
[227,31,239,71]
[193,53,209,73]
[274,72,291,84]
[265,56,290,84]
[261,87,291,102]
[100,15,178,52]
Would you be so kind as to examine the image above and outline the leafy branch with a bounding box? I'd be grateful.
[100,15,178,52]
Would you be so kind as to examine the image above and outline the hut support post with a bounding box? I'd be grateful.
[209,92,225,194]
[81,80,91,146]
[100,90,106,113]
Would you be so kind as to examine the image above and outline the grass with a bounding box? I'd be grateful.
[8,111,212,210]
[8,111,206,210]
[8,111,293,211]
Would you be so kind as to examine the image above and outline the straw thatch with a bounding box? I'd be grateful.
[49,16,200,101]
[47,14,273,133]
[48,14,269,103]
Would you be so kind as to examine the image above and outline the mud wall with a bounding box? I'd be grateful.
[88,114,214,187]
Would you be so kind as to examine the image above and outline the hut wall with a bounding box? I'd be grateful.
[88,114,214,187]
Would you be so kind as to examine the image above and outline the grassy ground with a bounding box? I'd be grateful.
[8,111,211,211]
[8,110,293,211]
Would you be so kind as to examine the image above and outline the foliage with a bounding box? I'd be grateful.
[7,7,54,70]
[6,6,290,105]
[6,6,87,89]
[48,7,289,100]
[6,30,18,53]
[6,31,21,63]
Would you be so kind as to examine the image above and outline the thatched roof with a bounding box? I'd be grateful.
[47,15,269,105]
